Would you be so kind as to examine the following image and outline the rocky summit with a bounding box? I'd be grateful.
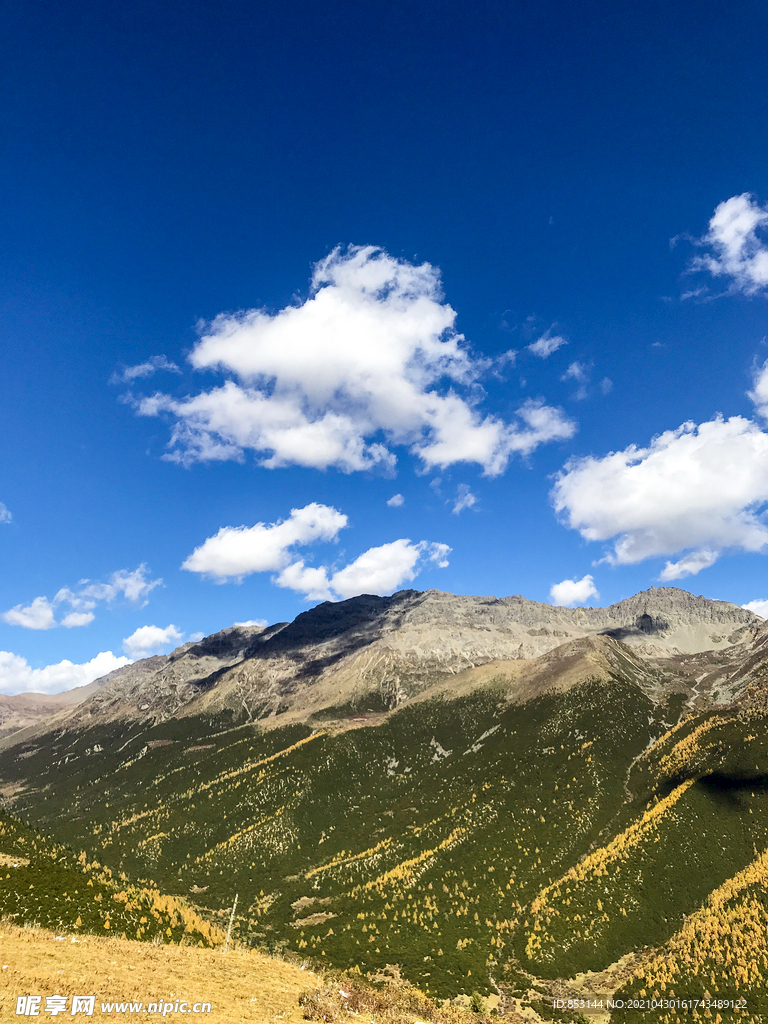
[2,586,760,744]
[3,586,768,1020]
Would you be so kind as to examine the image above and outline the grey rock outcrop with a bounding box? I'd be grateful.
[1,586,761,744]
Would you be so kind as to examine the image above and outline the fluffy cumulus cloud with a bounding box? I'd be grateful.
[282,540,451,602]
[61,611,96,628]
[3,596,57,630]
[132,246,574,476]
[387,493,405,507]
[122,624,184,658]
[0,502,11,524]
[2,565,162,630]
[182,503,348,580]
[550,574,599,607]
[0,650,131,696]
[691,193,768,296]
[748,359,768,421]
[183,502,450,601]
[552,370,768,578]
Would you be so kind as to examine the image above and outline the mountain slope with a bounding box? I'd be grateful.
[3,587,759,747]
[0,684,103,741]
[2,586,768,1015]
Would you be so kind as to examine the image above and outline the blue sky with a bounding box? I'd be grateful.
[2,0,768,692]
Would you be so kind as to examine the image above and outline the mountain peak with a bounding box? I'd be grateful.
[1,586,760,745]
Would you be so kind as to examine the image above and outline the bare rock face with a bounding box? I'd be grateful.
[1,586,762,742]
[1,593,765,745]
[74,623,280,723]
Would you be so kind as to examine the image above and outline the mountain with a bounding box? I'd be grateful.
[2,586,758,746]
[0,678,108,741]
[2,586,768,1018]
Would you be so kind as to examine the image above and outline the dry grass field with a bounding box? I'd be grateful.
[0,922,315,1022]
[0,923,490,1023]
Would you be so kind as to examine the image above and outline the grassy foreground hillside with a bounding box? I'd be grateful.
[0,922,310,1023]
[0,921,488,1023]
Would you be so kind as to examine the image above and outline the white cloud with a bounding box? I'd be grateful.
[271,541,451,603]
[232,619,267,629]
[528,330,567,358]
[61,611,96,628]
[189,631,206,641]
[275,560,335,601]
[497,349,517,368]
[133,246,574,476]
[387,493,405,507]
[562,361,589,382]
[0,649,131,696]
[0,502,11,524]
[182,503,347,580]
[743,599,768,619]
[552,412,768,578]
[325,539,450,601]
[549,574,599,607]
[691,193,768,296]
[659,549,719,581]
[600,377,613,395]
[184,503,450,602]
[2,565,162,630]
[122,624,184,658]
[112,355,180,384]
[67,565,163,606]
[3,596,57,630]
[452,484,477,515]
[748,359,768,420]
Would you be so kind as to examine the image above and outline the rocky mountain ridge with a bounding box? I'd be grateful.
[1,586,762,746]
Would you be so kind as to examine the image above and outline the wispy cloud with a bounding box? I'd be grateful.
[111,355,180,384]
[2,565,162,630]
[680,286,708,301]
[0,503,11,524]
[528,329,568,359]
[561,361,589,383]
[387,493,405,507]
[452,484,477,515]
